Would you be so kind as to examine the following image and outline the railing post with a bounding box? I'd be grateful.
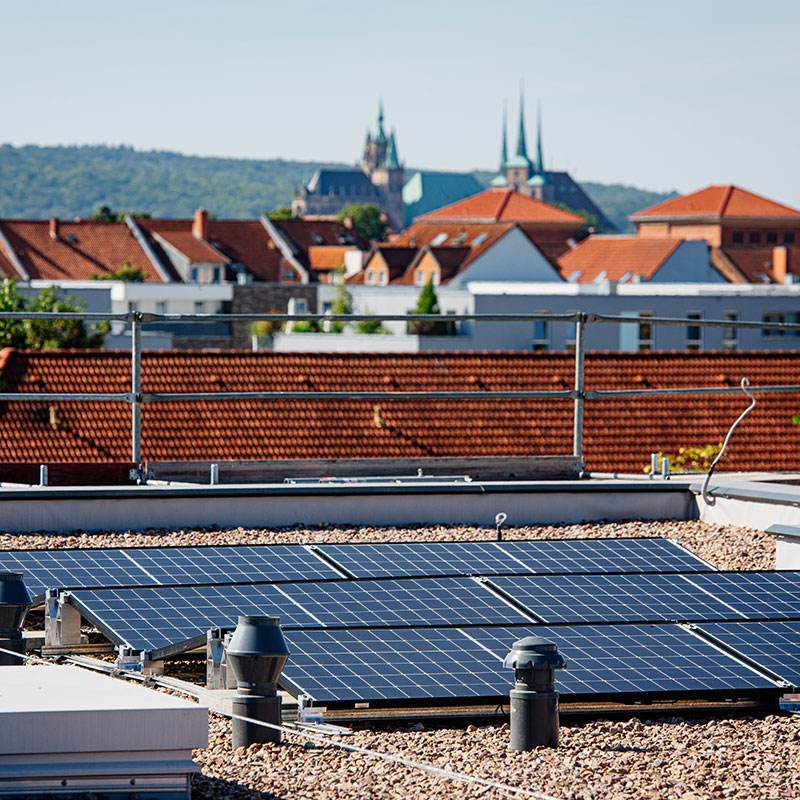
[131,314,142,466]
[573,313,586,462]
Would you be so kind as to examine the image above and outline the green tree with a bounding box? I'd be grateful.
[0,279,108,350]
[328,273,353,333]
[89,205,150,222]
[336,204,388,242]
[355,307,391,335]
[549,202,599,241]
[408,279,451,335]
[90,260,148,282]
[267,206,300,220]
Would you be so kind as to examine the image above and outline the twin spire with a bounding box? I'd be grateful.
[494,88,545,180]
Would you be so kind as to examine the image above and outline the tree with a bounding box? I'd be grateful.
[267,206,300,220]
[355,307,390,335]
[549,202,599,241]
[408,278,451,335]
[90,260,148,282]
[0,279,108,350]
[336,204,388,242]
[89,205,150,222]
[328,272,353,333]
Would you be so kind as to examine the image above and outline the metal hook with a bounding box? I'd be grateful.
[701,377,757,506]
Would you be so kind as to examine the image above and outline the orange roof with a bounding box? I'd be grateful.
[557,236,684,282]
[417,188,585,226]
[631,185,800,223]
[151,229,228,264]
[308,246,354,272]
[0,220,165,282]
[2,349,800,474]
[715,245,800,284]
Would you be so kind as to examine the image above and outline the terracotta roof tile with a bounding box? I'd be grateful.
[0,220,164,282]
[631,185,800,222]
[1,350,799,473]
[417,188,585,226]
[151,229,228,264]
[557,236,684,281]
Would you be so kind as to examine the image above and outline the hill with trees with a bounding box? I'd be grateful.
[0,144,676,230]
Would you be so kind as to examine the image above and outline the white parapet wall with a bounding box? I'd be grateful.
[0,665,207,798]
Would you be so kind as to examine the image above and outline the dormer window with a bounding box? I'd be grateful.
[366,271,375,285]
[312,234,324,245]
[283,267,295,280]
[416,270,426,286]
[379,269,387,285]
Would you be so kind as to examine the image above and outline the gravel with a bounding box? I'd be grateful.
[1,518,787,799]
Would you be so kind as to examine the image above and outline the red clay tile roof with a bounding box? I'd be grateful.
[716,245,800,284]
[1,349,799,473]
[308,246,353,272]
[152,229,228,264]
[557,236,684,281]
[0,220,165,282]
[417,189,585,226]
[631,185,800,222]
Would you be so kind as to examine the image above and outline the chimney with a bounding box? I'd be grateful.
[773,246,788,283]
[193,208,208,240]
[49,218,59,240]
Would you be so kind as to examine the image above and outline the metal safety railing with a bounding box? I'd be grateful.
[2,309,800,467]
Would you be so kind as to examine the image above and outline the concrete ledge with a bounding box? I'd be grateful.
[0,479,695,534]
[692,479,800,531]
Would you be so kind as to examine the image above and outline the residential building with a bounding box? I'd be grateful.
[292,104,405,231]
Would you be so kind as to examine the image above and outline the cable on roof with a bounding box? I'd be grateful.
[701,377,757,506]
[0,645,563,800]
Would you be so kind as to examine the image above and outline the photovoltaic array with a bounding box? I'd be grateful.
[10,536,800,707]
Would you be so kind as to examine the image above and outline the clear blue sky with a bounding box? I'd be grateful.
[3,0,799,204]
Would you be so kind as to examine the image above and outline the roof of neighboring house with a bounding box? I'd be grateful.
[152,229,228,264]
[307,246,354,273]
[715,245,800,284]
[0,219,166,282]
[630,185,800,223]
[557,236,685,282]
[305,169,377,196]
[416,188,585,226]
[2,349,799,473]
[271,219,369,257]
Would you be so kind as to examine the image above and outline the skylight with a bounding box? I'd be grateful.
[431,233,448,246]
[472,233,489,246]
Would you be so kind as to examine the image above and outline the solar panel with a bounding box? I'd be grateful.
[68,584,321,653]
[275,577,535,628]
[280,623,780,705]
[679,572,800,620]
[0,544,342,598]
[485,573,748,624]
[0,549,157,599]
[695,621,800,688]
[124,545,341,585]
[315,538,713,580]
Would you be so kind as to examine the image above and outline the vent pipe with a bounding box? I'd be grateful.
[226,615,289,749]
[503,636,566,750]
[0,573,31,666]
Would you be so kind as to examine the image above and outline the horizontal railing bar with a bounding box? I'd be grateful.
[0,393,133,402]
[141,390,578,402]
[586,384,800,400]
[1,310,800,331]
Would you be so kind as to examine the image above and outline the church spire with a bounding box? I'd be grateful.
[375,100,387,144]
[384,129,400,169]
[535,99,544,176]
[515,86,529,162]
[499,102,508,169]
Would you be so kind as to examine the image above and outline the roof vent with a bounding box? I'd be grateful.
[567,270,582,283]
[566,238,578,250]
[49,218,59,240]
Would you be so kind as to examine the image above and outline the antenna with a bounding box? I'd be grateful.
[701,377,757,506]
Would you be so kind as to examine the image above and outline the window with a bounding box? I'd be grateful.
[722,311,738,351]
[749,232,762,245]
[155,301,167,315]
[379,269,387,285]
[190,267,199,281]
[194,301,205,314]
[416,270,426,286]
[532,316,549,352]
[293,298,308,314]
[638,311,654,351]
[785,232,796,244]
[763,312,800,337]
[312,234,324,245]
[767,232,778,245]
[366,271,375,285]
[686,312,702,351]
[128,301,138,313]
[732,231,744,244]
[212,267,221,283]
[283,267,295,280]
[472,233,489,246]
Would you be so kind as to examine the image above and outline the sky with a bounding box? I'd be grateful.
[2,0,799,204]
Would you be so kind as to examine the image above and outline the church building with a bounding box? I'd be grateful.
[292,104,405,231]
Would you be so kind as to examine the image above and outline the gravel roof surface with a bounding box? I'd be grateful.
[4,518,791,799]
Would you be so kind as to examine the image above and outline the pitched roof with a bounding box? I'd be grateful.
[716,245,800,284]
[0,220,166,282]
[416,188,585,226]
[2,349,799,474]
[631,185,800,223]
[306,169,376,196]
[152,230,228,264]
[557,236,684,282]
[307,246,354,273]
